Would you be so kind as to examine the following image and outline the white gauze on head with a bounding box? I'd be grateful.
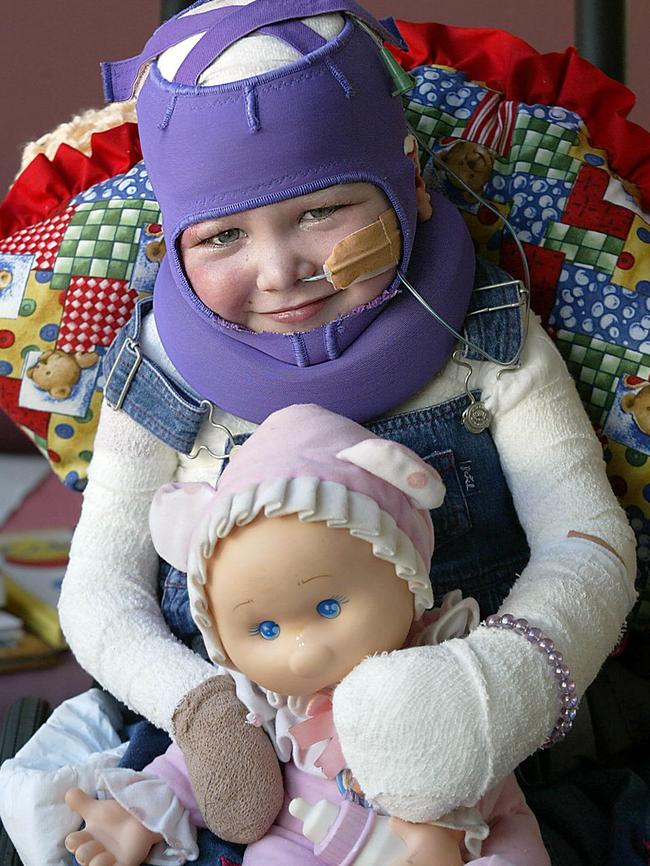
[157,0,345,86]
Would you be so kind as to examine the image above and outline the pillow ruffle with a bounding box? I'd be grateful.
[0,122,142,237]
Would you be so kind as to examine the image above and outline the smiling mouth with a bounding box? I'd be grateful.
[258,294,334,320]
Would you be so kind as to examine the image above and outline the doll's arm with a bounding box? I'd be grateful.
[58,402,283,842]
[63,745,203,866]
[466,774,551,866]
[332,315,636,822]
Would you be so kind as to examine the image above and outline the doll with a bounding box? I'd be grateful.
[64,404,550,866]
[51,1,636,862]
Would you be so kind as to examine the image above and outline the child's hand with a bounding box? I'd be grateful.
[389,817,464,866]
[64,788,163,866]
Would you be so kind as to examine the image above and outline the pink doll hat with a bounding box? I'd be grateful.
[149,403,445,667]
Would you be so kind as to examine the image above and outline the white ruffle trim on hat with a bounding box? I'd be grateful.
[187,477,434,669]
[98,768,199,865]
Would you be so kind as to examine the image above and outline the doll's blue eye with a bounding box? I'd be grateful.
[255,620,280,640]
[316,598,342,619]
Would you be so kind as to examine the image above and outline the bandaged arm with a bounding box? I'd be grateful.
[59,403,284,842]
[58,403,216,730]
[332,315,637,822]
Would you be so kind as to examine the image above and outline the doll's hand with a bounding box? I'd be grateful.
[389,818,464,866]
[172,675,284,843]
[332,636,555,822]
[64,788,162,866]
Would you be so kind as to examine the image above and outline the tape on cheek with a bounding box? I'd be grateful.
[324,208,402,290]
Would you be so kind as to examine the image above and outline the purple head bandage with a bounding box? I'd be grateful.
[102,1,416,267]
[102,1,476,422]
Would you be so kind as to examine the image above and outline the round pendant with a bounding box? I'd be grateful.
[462,401,491,434]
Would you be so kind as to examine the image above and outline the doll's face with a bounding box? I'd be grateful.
[206,513,415,696]
[179,182,397,335]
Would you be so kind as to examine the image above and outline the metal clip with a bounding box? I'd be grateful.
[466,280,529,319]
[104,337,143,411]
[188,400,241,462]
[452,350,492,434]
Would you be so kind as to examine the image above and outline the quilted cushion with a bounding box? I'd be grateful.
[391,20,650,639]
[0,123,160,491]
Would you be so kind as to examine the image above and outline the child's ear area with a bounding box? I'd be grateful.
[404,134,433,223]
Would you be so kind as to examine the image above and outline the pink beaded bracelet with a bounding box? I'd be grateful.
[481,613,578,747]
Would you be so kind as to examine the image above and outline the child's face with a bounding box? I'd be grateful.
[180,183,396,334]
[206,513,414,696]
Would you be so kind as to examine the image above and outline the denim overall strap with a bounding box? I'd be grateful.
[102,297,206,453]
[462,259,525,365]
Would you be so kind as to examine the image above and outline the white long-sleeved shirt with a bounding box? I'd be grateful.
[58,310,637,820]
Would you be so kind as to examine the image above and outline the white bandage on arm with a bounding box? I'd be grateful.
[488,316,637,651]
[334,316,637,823]
[466,313,636,773]
[485,317,636,561]
[59,402,218,732]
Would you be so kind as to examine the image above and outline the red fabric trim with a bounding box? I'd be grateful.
[391,21,650,212]
[0,123,142,238]
[0,377,49,439]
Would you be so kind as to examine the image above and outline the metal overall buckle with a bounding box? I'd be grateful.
[104,337,143,411]
[453,350,492,434]
[465,279,529,333]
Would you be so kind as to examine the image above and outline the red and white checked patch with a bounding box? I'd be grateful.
[0,206,75,271]
[57,276,138,353]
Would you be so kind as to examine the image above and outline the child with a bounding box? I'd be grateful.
[64,404,551,866]
[55,0,636,861]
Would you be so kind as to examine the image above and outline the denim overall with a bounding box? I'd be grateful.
[104,259,530,865]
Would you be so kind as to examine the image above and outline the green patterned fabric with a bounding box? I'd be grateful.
[52,200,161,289]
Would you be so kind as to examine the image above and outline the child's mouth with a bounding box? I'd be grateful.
[260,295,332,324]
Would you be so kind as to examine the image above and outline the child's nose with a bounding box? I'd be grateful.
[255,243,314,293]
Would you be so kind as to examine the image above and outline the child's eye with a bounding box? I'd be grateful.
[316,596,349,619]
[205,228,245,247]
[250,620,281,640]
[301,206,341,222]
